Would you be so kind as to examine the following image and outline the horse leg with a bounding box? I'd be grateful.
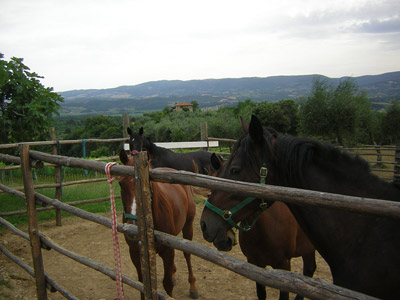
[294,252,317,300]
[246,256,267,300]
[255,282,266,300]
[272,259,290,300]
[128,243,145,300]
[158,247,176,297]
[182,216,199,299]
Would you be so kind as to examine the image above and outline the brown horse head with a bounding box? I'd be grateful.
[118,150,138,229]
[200,115,276,251]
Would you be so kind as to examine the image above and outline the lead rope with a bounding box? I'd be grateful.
[105,162,125,300]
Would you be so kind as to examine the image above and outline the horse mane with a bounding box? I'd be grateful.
[272,135,374,189]
[145,137,174,155]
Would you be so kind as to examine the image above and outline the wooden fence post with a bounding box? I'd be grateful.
[374,144,383,167]
[201,122,208,150]
[394,140,400,187]
[123,114,130,139]
[20,144,48,300]
[50,128,62,226]
[134,151,158,300]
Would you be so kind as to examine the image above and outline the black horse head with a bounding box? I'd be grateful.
[127,127,152,154]
[200,115,276,251]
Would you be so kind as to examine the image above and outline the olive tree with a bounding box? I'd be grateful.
[299,78,372,145]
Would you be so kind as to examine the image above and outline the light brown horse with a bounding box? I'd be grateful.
[211,153,316,300]
[118,150,199,299]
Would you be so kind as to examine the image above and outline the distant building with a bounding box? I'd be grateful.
[174,102,193,111]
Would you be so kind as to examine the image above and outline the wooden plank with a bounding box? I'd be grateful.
[124,140,219,150]
[123,114,130,138]
[20,144,48,300]
[134,152,158,300]
[0,177,107,194]
[155,140,218,149]
[28,150,400,218]
[149,169,400,219]
[0,138,129,149]
[0,195,119,217]
[50,127,62,226]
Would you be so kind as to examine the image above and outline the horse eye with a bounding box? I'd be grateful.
[230,168,240,175]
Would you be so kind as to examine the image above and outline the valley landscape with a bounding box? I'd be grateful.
[59,71,400,115]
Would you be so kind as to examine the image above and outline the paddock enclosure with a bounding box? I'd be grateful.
[1,122,399,299]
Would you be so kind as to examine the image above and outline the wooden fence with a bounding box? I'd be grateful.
[2,146,400,299]
[0,128,399,299]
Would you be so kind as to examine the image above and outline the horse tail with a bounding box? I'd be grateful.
[192,160,199,174]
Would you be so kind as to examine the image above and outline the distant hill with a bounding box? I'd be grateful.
[59,72,400,115]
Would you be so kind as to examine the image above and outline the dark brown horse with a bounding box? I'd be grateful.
[210,153,316,300]
[201,115,400,299]
[118,150,199,299]
[127,127,217,174]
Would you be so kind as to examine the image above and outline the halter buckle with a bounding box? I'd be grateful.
[259,167,268,179]
[222,210,232,220]
[259,199,269,211]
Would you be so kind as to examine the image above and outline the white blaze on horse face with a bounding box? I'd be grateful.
[130,195,137,216]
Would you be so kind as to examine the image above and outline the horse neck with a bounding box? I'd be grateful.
[271,137,400,270]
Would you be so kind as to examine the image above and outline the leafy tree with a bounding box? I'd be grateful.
[191,100,199,111]
[0,54,63,144]
[382,100,400,143]
[234,99,256,120]
[254,99,299,134]
[208,107,242,139]
[62,116,121,157]
[299,78,372,145]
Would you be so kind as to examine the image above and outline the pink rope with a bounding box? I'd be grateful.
[105,162,125,300]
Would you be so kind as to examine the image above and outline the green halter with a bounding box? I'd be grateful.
[124,212,137,221]
[204,164,270,232]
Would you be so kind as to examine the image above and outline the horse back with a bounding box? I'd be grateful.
[150,148,213,174]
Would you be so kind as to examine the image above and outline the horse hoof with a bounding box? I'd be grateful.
[190,290,199,299]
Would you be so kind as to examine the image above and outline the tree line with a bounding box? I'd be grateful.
[1,54,399,159]
[128,78,399,149]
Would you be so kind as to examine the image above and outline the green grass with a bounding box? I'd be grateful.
[0,177,123,227]
[0,173,205,228]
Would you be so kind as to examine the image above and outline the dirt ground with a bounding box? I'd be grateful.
[0,202,332,300]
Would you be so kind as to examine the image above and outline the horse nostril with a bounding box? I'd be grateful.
[200,221,207,232]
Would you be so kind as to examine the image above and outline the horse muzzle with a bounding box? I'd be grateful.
[200,219,236,252]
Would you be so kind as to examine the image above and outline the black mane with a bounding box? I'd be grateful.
[271,134,393,192]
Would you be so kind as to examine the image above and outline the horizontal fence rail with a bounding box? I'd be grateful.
[29,150,400,219]
[0,138,129,150]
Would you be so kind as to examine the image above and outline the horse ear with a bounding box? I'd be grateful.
[240,117,249,133]
[127,127,132,135]
[119,149,129,165]
[249,115,264,145]
[139,127,144,136]
[210,153,223,170]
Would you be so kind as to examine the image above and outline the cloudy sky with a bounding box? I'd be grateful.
[1,0,400,92]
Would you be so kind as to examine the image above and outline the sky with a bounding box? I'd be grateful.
[1,0,400,92]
